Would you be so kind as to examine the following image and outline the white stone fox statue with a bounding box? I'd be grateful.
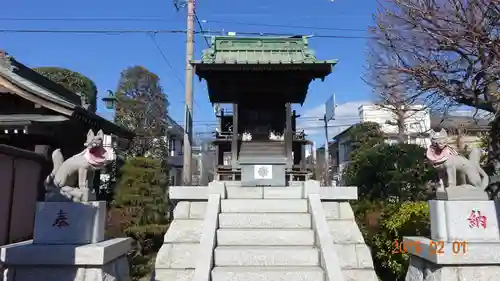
[44,129,115,202]
[426,128,488,190]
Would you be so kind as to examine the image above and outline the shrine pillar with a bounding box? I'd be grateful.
[231,103,238,169]
[404,191,500,281]
[285,103,292,168]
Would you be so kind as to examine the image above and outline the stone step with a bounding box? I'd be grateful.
[219,213,312,229]
[221,199,308,213]
[226,187,303,199]
[214,246,320,267]
[217,229,315,246]
[212,266,324,281]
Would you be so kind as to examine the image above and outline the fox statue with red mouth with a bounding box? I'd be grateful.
[44,129,116,202]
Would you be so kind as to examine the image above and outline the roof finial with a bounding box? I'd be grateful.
[0,49,17,71]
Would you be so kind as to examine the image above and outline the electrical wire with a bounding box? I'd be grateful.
[0,17,368,32]
[148,32,205,116]
[0,16,460,34]
[0,28,374,39]
[0,28,186,34]
[194,14,211,47]
[148,33,184,88]
[184,116,359,122]
[201,20,367,32]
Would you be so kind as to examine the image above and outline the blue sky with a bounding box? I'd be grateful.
[0,0,377,142]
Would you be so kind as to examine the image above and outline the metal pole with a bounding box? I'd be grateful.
[182,0,195,185]
[323,114,330,185]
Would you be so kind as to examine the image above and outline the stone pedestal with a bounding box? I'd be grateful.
[404,199,500,281]
[33,201,106,245]
[1,201,132,281]
[435,187,489,201]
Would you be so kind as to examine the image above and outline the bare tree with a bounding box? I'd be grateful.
[366,62,424,143]
[369,0,500,164]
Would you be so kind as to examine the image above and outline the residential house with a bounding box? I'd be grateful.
[166,115,184,186]
[191,142,216,186]
[333,104,431,180]
[332,104,490,183]
[430,114,489,150]
[99,116,186,188]
[358,104,431,146]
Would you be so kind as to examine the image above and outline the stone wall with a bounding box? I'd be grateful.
[152,202,207,281]
[323,202,378,281]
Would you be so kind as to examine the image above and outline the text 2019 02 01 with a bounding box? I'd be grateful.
[392,239,468,255]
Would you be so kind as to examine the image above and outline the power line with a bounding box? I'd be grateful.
[0,17,173,21]
[194,14,211,47]
[0,17,368,32]
[201,20,367,32]
[0,28,187,34]
[148,32,204,115]
[148,33,184,87]
[0,28,191,34]
[0,28,374,39]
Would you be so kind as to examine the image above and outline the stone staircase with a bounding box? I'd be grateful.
[153,183,378,281]
[214,199,323,281]
[239,141,286,163]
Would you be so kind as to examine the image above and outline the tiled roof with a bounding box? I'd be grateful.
[430,115,490,130]
[195,36,337,65]
[0,55,80,108]
[0,52,135,139]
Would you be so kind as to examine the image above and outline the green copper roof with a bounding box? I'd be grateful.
[195,36,337,65]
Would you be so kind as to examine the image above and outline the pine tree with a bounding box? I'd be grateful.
[107,157,169,280]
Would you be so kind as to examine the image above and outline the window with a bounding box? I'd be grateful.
[342,144,350,162]
[168,138,175,152]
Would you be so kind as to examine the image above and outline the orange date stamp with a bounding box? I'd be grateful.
[392,239,468,255]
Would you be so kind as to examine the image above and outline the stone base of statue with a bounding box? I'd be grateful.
[33,201,106,245]
[435,186,489,201]
[404,199,500,281]
[0,201,132,281]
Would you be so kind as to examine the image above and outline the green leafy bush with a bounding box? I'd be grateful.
[106,157,169,280]
[357,201,430,281]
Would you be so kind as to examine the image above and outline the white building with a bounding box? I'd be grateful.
[358,104,431,145]
[333,104,431,182]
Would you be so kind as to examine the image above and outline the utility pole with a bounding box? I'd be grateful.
[321,115,329,185]
[312,141,318,180]
[182,0,195,185]
[322,94,336,186]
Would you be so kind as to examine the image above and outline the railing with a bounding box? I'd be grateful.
[308,194,345,281]
[193,194,221,281]
[293,130,306,140]
[215,131,233,140]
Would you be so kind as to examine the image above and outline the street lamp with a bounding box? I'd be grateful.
[102,90,117,110]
